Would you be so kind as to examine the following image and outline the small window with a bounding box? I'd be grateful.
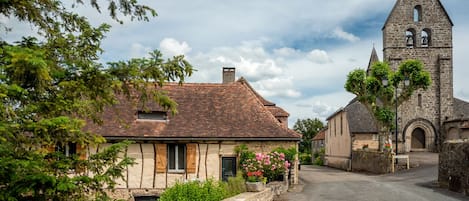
[418,94,422,107]
[421,29,431,47]
[137,111,167,120]
[168,144,185,171]
[406,29,416,48]
[340,114,343,136]
[56,142,77,157]
[134,196,160,201]
[414,5,422,22]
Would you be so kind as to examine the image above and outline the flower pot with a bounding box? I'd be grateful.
[245,182,265,192]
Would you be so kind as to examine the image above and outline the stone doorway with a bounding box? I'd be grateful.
[404,119,435,152]
[411,128,426,149]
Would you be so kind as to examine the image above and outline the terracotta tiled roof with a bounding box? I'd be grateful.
[312,129,326,141]
[84,80,301,140]
[267,106,289,117]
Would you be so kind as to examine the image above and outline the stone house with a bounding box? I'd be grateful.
[438,99,469,196]
[82,68,301,200]
[324,99,378,170]
[311,128,326,154]
[326,0,469,164]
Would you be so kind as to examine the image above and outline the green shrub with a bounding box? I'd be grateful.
[313,151,319,159]
[299,153,312,165]
[159,179,227,201]
[224,172,247,197]
[272,147,297,162]
[314,156,323,166]
[234,144,255,169]
[313,147,325,166]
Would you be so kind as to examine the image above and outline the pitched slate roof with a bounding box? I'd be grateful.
[344,99,379,134]
[453,98,469,119]
[366,46,380,75]
[84,79,301,141]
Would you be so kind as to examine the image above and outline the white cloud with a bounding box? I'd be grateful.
[332,27,360,42]
[273,47,300,58]
[159,38,192,57]
[254,77,301,98]
[129,43,152,58]
[308,49,332,64]
[5,0,469,128]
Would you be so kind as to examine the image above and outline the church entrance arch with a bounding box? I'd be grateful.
[411,128,426,149]
[403,119,436,152]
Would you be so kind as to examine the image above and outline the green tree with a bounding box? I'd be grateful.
[0,1,193,200]
[344,60,431,151]
[293,118,324,154]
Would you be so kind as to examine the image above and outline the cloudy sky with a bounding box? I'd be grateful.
[2,0,469,127]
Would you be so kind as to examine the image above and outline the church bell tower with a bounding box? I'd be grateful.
[382,0,454,152]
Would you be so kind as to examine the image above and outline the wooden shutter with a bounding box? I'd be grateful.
[46,144,55,153]
[186,144,196,173]
[155,144,167,173]
[76,143,87,160]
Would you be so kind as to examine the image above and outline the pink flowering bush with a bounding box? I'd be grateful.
[241,152,290,183]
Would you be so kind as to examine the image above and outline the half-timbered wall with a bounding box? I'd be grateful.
[88,141,298,200]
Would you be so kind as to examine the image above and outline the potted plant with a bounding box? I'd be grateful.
[384,143,391,152]
[362,144,369,151]
[245,171,265,192]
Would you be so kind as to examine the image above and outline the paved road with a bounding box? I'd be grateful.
[276,153,467,201]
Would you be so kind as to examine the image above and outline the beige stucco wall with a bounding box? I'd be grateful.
[88,141,298,200]
[325,111,351,170]
[352,134,379,151]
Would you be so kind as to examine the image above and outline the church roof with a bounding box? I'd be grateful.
[382,0,454,30]
[366,46,380,75]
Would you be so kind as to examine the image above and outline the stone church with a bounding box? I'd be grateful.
[373,0,469,152]
[379,0,451,152]
[370,0,468,152]
[325,0,469,163]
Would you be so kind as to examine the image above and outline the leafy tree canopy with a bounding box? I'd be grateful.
[293,118,324,154]
[344,60,430,150]
[0,1,193,200]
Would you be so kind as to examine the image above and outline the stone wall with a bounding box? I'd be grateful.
[223,188,273,201]
[351,151,393,174]
[438,141,469,196]
[223,182,287,201]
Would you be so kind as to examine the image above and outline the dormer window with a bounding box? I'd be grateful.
[137,111,167,121]
[414,5,422,22]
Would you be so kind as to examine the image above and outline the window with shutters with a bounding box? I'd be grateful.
[56,142,77,157]
[168,144,186,172]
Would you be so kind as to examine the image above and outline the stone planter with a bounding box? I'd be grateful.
[245,182,265,192]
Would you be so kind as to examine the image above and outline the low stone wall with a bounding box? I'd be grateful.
[325,156,350,171]
[438,140,469,196]
[223,181,287,201]
[351,151,392,174]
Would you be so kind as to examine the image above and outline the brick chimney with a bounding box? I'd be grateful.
[222,67,235,84]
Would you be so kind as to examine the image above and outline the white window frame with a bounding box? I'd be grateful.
[168,144,185,173]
